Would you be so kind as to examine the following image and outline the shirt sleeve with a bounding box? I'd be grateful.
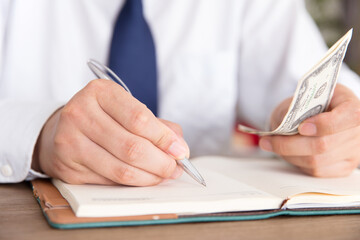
[0,101,64,183]
[237,0,360,129]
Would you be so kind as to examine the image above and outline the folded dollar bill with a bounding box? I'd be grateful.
[238,29,353,136]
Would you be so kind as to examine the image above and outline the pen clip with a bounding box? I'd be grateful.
[87,59,132,95]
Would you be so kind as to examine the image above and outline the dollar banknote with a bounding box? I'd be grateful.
[238,29,353,136]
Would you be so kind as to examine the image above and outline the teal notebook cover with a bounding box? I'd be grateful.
[50,209,360,229]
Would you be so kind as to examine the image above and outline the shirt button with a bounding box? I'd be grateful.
[1,164,13,177]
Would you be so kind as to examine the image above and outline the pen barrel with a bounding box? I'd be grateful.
[177,158,206,186]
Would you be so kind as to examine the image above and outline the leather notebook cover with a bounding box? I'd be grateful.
[31,179,360,229]
[31,179,178,228]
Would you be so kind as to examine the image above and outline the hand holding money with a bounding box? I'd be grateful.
[240,29,360,177]
[239,29,353,136]
[259,84,360,177]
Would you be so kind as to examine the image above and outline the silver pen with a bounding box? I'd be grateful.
[87,59,206,187]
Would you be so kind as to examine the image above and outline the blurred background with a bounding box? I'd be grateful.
[305,0,360,74]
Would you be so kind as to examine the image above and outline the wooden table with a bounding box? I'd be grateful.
[1,182,360,240]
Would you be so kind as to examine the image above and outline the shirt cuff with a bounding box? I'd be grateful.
[0,100,64,183]
[25,168,49,181]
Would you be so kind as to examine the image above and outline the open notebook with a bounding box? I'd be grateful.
[50,156,360,220]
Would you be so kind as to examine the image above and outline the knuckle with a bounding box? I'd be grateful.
[113,165,136,185]
[318,114,334,135]
[145,177,163,186]
[130,108,150,132]
[305,155,322,169]
[54,131,82,152]
[310,169,323,178]
[62,173,84,185]
[53,161,84,184]
[53,133,65,146]
[53,133,70,151]
[353,105,360,125]
[86,78,108,92]
[155,132,173,149]
[124,139,143,163]
[52,158,67,174]
[61,104,83,123]
[160,160,177,178]
[86,115,102,132]
[273,139,288,155]
[313,137,329,154]
[73,142,90,164]
[304,167,323,177]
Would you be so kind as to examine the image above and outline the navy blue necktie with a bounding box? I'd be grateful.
[108,0,158,116]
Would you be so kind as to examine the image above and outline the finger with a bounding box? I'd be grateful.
[299,85,360,136]
[259,134,339,156]
[283,153,344,169]
[299,100,360,137]
[281,127,360,169]
[76,134,166,186]
[57,166,117,185]
[260,125,360,156]
[89,79,189,159]
[78,170,117,185]
[299,158,359,178]
[65,102,180,179]
[46,151,116,185]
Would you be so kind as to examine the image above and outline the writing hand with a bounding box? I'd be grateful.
[32,79,188,186]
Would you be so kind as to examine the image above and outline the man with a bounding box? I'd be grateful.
[1,0,360,185]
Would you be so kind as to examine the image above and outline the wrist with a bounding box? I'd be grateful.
[31,137,42,172]
[31,107,63,174]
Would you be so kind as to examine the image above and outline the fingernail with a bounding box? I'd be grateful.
[259,139,272,151]
[300,123,317,136]
[168,141,188,159]
[170,166,184,179]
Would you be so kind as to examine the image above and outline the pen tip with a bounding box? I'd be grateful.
[201,181,207,187]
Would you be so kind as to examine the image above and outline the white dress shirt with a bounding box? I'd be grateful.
[1,0,360,183]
